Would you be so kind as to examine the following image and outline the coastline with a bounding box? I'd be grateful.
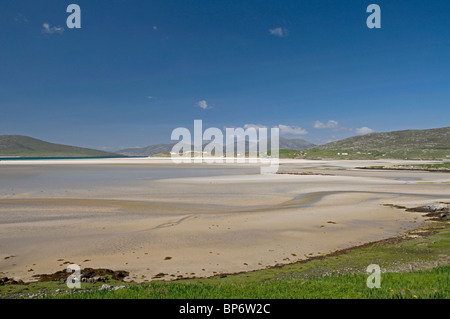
[1,159,449,283]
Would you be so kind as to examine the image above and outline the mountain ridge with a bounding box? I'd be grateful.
[3,126,449,160]
[0,135,119,158]
[303,126,450,159]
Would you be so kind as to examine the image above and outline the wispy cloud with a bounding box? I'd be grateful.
[313,119,374,136]
[196,100,210,110]
[42,23,64,35]
[269,27,288,37]
[354,126,374,135]
[146,96,153,99]
[313,120,339,129]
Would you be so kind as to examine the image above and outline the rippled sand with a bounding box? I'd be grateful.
[0,158,449,282]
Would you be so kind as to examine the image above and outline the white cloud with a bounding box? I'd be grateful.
[355,127,374,135]
[153,26,158,30]
[269,27,288,37]
[147,96,153,99]
[276,124,308,135]
[42,23,64,34]
[313,119,374,137]
[313,120,339,129]
[313,120,374,136]
[196,100,209,110]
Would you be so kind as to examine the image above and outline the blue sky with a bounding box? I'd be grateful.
[1,0,449,150]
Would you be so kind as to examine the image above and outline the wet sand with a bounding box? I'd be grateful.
[0,158,449,282]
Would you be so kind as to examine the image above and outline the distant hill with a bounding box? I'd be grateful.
[117,137,315,156]
[0,135,119,158]
[279,137,315,149]
[303,126,450,160]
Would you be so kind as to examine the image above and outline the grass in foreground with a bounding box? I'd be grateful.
[1,222,449,299]
[59,266,449,299]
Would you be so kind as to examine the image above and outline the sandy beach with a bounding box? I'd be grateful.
[1,158,449,282]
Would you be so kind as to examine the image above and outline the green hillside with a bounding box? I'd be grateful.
[302,127,450,160]
[0,135,119,158]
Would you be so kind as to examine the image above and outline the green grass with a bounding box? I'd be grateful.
[301,150,450,160]
[276,149,304,159]
[50,266,449,299]
[2,222,448,299]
